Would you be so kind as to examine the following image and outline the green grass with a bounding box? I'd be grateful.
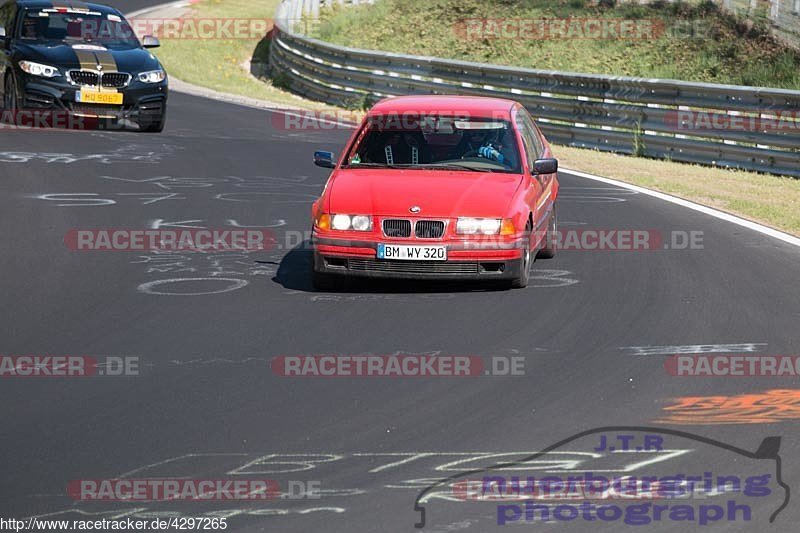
[152,0,341,109]
[312,0,800,89]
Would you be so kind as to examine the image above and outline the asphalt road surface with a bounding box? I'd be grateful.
[1,2,799,532]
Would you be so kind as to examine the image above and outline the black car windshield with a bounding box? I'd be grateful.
[344,115,522,173]
[19,9,140,50]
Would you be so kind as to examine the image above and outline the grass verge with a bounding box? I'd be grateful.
[313,0,800,89]
[151,0,342,111]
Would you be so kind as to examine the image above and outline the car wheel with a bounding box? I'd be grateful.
[511,221,532,289]
[139,117,166,133]
[537,205,557,259]
[139,114,166,133]
[3,73,18,115]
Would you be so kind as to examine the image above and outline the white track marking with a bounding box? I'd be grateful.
[622,343,767,356]
[563,168,800,248]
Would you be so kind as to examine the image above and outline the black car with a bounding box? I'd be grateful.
[0,0,167,131]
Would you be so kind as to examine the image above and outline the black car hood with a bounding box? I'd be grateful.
[16,41,160,73]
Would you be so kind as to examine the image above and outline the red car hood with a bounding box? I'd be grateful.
[327,169,522,218]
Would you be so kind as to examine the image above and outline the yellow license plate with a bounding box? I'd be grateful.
[77,91,123,105]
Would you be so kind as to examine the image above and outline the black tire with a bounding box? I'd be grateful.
[139,114,166,133]
[139,104,167,132]
[511,221,532,289]
[3,73,18,116]
[311,270,340,291]
[537,205,557,259]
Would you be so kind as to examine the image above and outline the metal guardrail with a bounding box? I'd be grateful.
[270,0,800,177]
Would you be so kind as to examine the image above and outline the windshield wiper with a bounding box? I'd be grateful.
[345,162,406,169]
[418,163,493,172]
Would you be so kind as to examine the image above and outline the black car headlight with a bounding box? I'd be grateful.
[19,61,60,78]
[137,70,166,83]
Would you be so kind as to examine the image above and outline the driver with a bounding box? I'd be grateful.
[451,127,518,168]
[450,128,490,159]
[22,16,47,39]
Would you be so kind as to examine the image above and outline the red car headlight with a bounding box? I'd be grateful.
[330,214,373,231]
[456,218,502,235]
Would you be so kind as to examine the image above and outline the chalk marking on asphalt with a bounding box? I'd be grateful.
[563,168,800,248]
[137,277,249,296]
[149,219,205,229]
[227,219,287,228]
[113,450,695,479]
[116,453,250,479]
[214,192,319,203]
[354,453,437,473]
[527,269,579,288]
[228,454,346,475]
[621,343,768,356]
[34,193,116,206]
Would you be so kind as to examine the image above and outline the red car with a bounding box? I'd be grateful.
[310,95,559,289]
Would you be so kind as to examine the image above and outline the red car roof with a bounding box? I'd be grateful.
[367,95,518,119]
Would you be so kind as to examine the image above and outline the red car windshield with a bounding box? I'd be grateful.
[344,115,522,173]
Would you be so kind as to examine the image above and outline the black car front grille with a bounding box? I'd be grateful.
[101,73,131,88]
[69,70,99,86]
[382,219,412,238]
[348,259,478,275]
[415,220,445,239]
[68,70,130,88]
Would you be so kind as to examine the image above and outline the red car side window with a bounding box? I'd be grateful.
[514,110,540,172]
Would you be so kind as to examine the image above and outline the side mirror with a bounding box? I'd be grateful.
[314,150,336,169]
[142,35,160,48]
[533,158,558,175]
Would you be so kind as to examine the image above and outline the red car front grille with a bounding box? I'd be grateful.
[382,219,412,237]
[415,220,445,239]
